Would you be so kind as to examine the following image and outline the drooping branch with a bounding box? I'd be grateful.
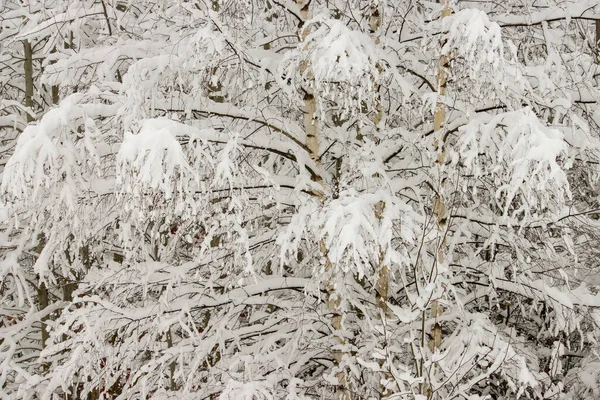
[495,5,600,27]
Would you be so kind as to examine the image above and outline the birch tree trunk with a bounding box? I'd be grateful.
[367,3,388,318]
[295,1,349,397]
[366,6,393,396]
[426,1,452,397]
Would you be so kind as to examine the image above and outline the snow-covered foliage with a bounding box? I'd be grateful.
[1,0,600,399]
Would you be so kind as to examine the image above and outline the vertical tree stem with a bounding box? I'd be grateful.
[23,39,34,123]
[596,20,600,64]
[426,1,452,397]
[296,1,348,397]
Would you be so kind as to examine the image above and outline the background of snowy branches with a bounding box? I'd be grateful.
[1,0,600,399]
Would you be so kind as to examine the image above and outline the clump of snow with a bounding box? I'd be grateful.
[455,108,570,216]
[442,9,504,72]
[279,17,385,116]
[117,118,195,198]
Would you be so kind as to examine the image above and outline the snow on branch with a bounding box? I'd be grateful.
[279,17,387,115]
[455,108,571,216]
[442,9,504,72]
[2,93,114,204]
[117,119,196,198]
[492,0,600,27]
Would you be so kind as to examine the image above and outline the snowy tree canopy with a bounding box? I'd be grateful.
[1,0,600,399]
